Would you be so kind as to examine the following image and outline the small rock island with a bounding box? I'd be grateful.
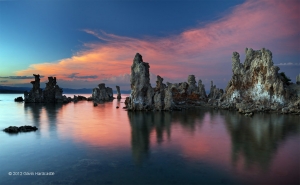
[24,74,71,103]
[3,125,38,133]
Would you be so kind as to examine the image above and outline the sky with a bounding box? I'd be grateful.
[0,0,299,90]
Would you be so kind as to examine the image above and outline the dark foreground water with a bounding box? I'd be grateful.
[0,94,299,185]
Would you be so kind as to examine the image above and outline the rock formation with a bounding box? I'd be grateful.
[24,74,44,103]
[224,48,287,104]
[14,96,24,102]
[208,81,223,100]
[43,77,63,103]
[116,86,121,99]
[125,53,207,111]
[153,75,168,110]
[24,74,68,103]
[187,75,197,95]
[217,48,300,115]
[125,49,299,114]
[126,53,154,110]
[92,83,114,102]
[198,80,207,100]
[3,125,38,133]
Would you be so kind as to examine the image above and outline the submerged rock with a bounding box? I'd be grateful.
[3,125,38,133]
[14,96,24,102]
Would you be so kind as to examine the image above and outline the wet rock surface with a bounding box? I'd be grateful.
[3,125,38,133]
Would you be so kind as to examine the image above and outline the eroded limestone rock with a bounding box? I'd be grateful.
[43,77,63,103]
[116,86,121,99]
[126,53,154,110]
[198,80,207,100]
[125,53,207,111]
[153,75,167,110]
[187,75,197,95]
[208,81,223,100]
[24,74,65,103]
[24,74,44,103]
[92,83,114,102]
[224,48,286,104]
[125,50,298,114]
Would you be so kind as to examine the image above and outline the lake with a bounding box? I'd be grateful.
[0,94,299,185]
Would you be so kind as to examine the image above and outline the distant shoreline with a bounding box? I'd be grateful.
[0,90,24,94]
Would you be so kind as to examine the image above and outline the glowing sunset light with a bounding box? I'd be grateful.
[1,0,299,90]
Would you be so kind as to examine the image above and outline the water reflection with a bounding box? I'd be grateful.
[128,110,207,165]
[223,111,300,171]
[24,103,63,137]
[128,112,171,165]
[128,108,300,174]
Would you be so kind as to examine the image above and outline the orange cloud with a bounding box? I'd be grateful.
[15,0,300,89]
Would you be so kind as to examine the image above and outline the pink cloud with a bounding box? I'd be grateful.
[15,0,300,89]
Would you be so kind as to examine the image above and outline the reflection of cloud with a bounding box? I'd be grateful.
[0,80,8,83]
[15,0,300,89]
[0,76,44,79]
[276,62,300,66]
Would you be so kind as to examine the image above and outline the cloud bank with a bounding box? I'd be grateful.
[0,76,45,79]
[15,0,300,89]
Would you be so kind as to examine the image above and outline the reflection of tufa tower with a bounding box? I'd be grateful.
[224,112,300,171]
[127,108,207,165]
[128,112,172,165]
[129,112,152,165]
[24,103,63,138]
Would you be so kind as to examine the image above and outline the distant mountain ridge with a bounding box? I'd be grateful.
[0,85,130,94]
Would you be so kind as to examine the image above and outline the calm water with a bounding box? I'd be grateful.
[0,94,299,185]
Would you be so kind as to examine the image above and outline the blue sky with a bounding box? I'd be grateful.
[0,0,299,90]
